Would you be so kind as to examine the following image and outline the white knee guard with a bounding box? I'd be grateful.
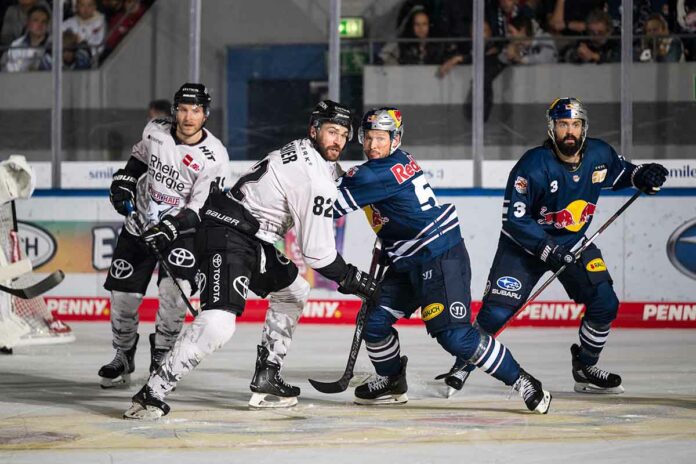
[155,277,191,349]
[110,291,144,350]
[261,275,310,366]
[148,309,236,399]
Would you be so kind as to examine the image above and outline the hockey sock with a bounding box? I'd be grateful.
[155,277,191,349]
[365,332,401,376]
[148,309,236,399]
[261,276,309,366]
[577,320,611,366]
[110,291,143,350]
[469,333,520,386]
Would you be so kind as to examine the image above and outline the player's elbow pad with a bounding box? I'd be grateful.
[314,253,349,283]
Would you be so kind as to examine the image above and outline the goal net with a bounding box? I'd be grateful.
[0,200,74,349]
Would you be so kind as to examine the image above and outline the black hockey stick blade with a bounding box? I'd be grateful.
[308,372,352,394]
[0,270,65,299]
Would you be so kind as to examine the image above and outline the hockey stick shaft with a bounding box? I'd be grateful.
[124,202,199,317]
[0,270,65,299]
[308,239,384,394]
[494,189,643,337]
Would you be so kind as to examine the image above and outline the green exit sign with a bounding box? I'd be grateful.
[339,17,364,39]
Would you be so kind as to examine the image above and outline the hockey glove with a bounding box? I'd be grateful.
[110,169,138,216]
[337,264,379,301]
[538,240,575,272]
[631,163,668,195]
[142,215,179,252]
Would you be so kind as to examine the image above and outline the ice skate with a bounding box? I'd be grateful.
[571,344,624,394]
[354,356,408,405]
[248,345,300,408]
[123,385,170,420]
[435,360,472,398]
[98,334,139,388]
[149,333,168,374]
[514,368,552,414]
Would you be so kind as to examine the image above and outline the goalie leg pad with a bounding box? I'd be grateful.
[155,277,191,350]
[110,291,143,350]
[260,275,309,367]
[147,309,236,400]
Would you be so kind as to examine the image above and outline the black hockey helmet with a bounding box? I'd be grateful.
[172,83,211,116]
[309,100,354,141]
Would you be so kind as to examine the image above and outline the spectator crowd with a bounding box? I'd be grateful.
[0,0,152,72]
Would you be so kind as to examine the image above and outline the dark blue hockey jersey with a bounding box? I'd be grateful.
[502,137,637,254]
[334,149,461,270]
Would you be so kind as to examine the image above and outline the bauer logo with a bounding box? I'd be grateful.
[667,218,696,280]
[17,221,57,268]
[421,303,444,321]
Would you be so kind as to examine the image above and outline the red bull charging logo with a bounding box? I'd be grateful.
[363,205,389,232]
[538,200,596,232]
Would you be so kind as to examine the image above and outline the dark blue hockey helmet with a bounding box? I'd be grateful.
[546,97,588,146]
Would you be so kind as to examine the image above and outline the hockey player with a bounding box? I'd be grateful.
[123,100,379,419]
[332,107,551,414]
[99,83,230,388]
[440,97,668,395]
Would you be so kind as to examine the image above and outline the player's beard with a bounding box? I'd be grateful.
[556,134,580,156]
[317,142,343,161]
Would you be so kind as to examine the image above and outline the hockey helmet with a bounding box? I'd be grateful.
[172,82,212,117]
[546,97,588,146]
[309,100,354,141]
[358,107,404,154]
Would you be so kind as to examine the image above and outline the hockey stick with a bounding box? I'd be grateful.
[494,188,643,337]
[308,240,385,394]
[124,201,199,317]
[0,270,64,299]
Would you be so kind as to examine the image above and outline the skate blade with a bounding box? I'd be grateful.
[445,386,460,399]
[100,373,131,389]
[533,391,552,414]
[574,382,625,394]
[248,393,298,409]
[123,402,165,420]
[353,393,408,405]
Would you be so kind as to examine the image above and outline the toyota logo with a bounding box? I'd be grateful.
[110,259,134,279]
[233,275,250,299]
[275,248,291,265]
[212,253,222,268]
[195,271,207,293]
[168,248,195,268]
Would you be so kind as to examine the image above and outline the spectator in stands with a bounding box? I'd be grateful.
[62,0,106,60]
[0,4,50,72]
[676,0,696,60]
[380,6,445,65]
[562,9,619,63]
[486,0,533,39]
[103,0,146,57]
[637,13,684,62]
[0,0,50,48]
[38,29,92,70]
[497,14,557,65]
[546,0,607,35]
[148,99,171,120]
[438,19,496,77]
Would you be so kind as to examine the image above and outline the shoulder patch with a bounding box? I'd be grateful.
[514,176,528,194]
[346,166,359,177]
[592,169,607,184]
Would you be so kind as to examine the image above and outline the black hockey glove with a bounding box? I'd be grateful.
[109,169,138,216]
[142,215,179,252]
[631,163,668,195]
[538,240,575,272]
[337,264,379,301]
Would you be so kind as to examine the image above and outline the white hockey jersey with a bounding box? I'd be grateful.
[234,138,341,269]
[129,119,230,232]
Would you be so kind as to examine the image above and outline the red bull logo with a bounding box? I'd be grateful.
[363,205,389,232]
[538,200,596,232]
[390,154,422,184]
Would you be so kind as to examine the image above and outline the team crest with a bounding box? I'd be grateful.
[592,169,607,184]
[514,176,528,194]
[346,166,360,177]
[572,175,580,182]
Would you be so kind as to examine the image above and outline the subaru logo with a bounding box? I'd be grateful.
[168,248,195,268]
[497,276,522,291]
[110,259,134,279]
[667,218,696,280]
